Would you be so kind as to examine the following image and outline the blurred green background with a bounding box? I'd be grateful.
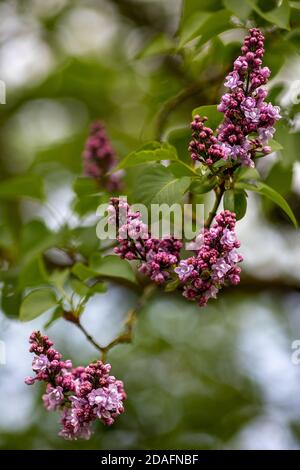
[1,0,300,450]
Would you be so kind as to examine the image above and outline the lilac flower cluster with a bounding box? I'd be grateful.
[83,121,122,191]
[189,28,281,168]
[174,211,242,306]
[108,197,182,284]
[25,331,126,440]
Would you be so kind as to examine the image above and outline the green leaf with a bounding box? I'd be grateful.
[73,177,99,197]
[168,161,198,177]
[275,122,300,165]
[166,126,191,164]
[213,159,230,169]
[73,194,102,216]
[265,161,293,195]
[164,277,180,292]
[48,269,70,291]
[192,105,222,130]
[0,174,44,200]
[72,177,103,216]
[117,143,178,170]
[133,164,191,206]
[179,11,211,47]
[246,0,290,30]
[194,10,232,47]
[235,181,297,227]
[286,28,300,49]
[223,0,251,19]
[1,281,22,318]
[89,253,137,284]
[20,288,57,322]
[190,176,218,194]
[44,306,63,329]
[18,256,48,290]
[70,226,100,257]
[137,34,175,58]
[223,189,247,220]
[234,166,260,181]
[268,139,284,152]
[71,263,98,282]
[72,254,137,285]
[20,220,57,263]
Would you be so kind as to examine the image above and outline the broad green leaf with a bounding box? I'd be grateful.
[44,306,63,329]
[223,0,251,19]
[71,263,97,282]
[265,161,293,195]
[20,220,57,263]
[117,143,177,170]
[70,226,100,257]
[72,255,137,285]
[133,164,190,206]
[73,177,99,197]
[48,269,70,291]
[235,181,297,227]
[179,11,211,47]
[168,161,197,177]
[18,256,48,290]
[213,159,230,169]
[1,281,22,319]
[194,10,232,47]
[190,176,218,194]
[164,277,180,292]
[275,122,300,165]
[137,34,175,58]
[246,0,290,30]
[286,28,300,49]
[223,189,247,220]
[70,278,107,298]
[89,254,137,284]
[181,0,223,24]
[20,288,57,322]
[268,139,283,152]
[34,133,85,173]
[166,126,191,164]
[73,194,103,216]
[72,177,104,216]
[234,166,260,181]
[192,105,222,131]
[0,174,44,200]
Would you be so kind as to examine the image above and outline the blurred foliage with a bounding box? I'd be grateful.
[1,0,300,450]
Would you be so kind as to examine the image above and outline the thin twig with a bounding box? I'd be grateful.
[72,283,157,361]
[76,321,104,353]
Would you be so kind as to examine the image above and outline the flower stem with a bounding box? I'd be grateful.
[204,185,225,229]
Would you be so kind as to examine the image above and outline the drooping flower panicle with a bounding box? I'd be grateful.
[189,28,281,168]
[25,331,126,440]
[83,121,123,191]
[175,211,243,306]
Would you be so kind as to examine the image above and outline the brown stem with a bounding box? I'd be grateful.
[204,185,225,228]
[76,322,104,353]
[73,284,157,361]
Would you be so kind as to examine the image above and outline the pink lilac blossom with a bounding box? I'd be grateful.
[83,121,123,191]
[189,28,281,168]
[109,197,182,284]
[174,211,243,306]
[25,331,126,440]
